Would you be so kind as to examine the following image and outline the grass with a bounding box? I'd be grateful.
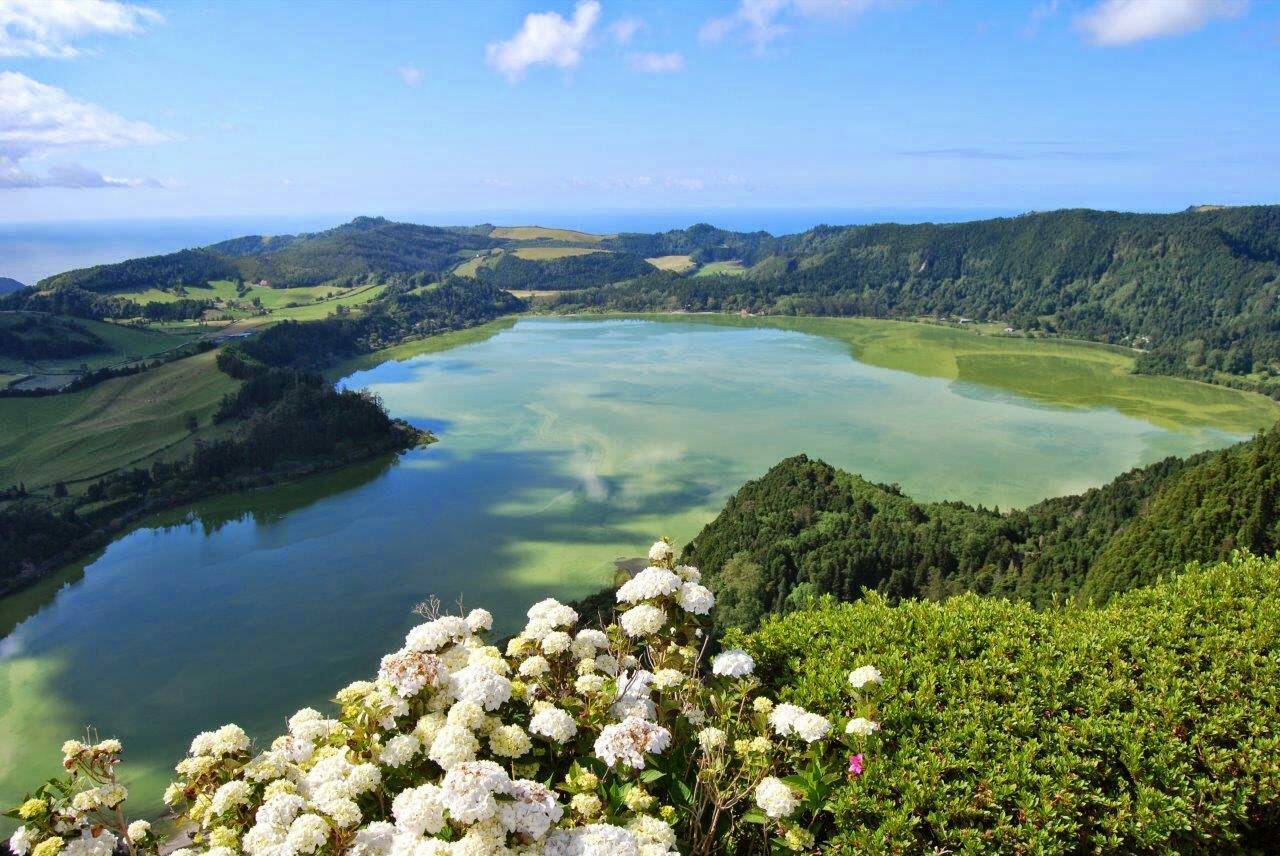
[489,226,608,243]
[115,280,364,311]
[590,313,1280,435]
[510,247,605,260]
[693,260,747,277]
[0,349,240,489]
[0,313,201,375]
[645,255,696,273]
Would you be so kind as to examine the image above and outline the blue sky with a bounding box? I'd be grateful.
[1,0,1278,225]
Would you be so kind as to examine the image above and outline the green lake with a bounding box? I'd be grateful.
[0,316,1274,825]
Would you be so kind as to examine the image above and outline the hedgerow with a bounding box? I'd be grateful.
[739,551,1280,853]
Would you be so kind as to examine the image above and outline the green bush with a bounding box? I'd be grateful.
[739,552,1280,853]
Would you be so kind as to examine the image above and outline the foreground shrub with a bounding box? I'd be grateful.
[741,551,1280,853]
[6,540,879,855]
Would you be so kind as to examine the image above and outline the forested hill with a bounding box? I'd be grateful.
[562,205,1280,388]
[36,217,503,292]
[0,277,27,294]
[683,425,1280,630]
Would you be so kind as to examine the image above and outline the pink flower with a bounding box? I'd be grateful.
[848,753,864,776]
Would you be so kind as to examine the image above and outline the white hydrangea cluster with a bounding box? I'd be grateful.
[13,537,886,856]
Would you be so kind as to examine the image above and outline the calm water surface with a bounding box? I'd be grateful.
[0,318,1246,822]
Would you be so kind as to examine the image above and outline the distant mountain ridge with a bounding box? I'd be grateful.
[22,205,1280,388]
[0,277,26,294]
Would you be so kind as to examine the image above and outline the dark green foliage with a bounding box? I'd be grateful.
[742,552,1280,853]
[0,277,25,294]
[1083,427,1280,601]
[0,314,106,360]
[0,502,92,585]
[37,249,238,293]
[568,206,1280,386]
[604,223,782,265]
[228,217,500,286]
[685,426,1280,630]
[475,251,653,290]
[234,278,522,370]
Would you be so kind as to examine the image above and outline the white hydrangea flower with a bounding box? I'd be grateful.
[711,648,754,677]
[210,779,251,816]
[126,820,151,843]
[575,673,606,694]
[768,702,804,735]
[616,566,681,604]
[190,723,251,758]
[446,700,487,731]
[755,776,800,819]
[529,706,578,743]
[391,783,446,836]
[627,814,678,850]
[450,663,512,711]
[62,831,117,856]
[378,649,450,699]
[464,608,493,633]
[518,655,550,677]
[349,821,395,856]
[526,598,578,628]
[255,793,305,829]
[845,717,881,737]
[545,823,642,856]
[379,734,420,767]
[697,727,727,752]
[499,778,564,838]
[619,603,666,637]
[541,630,573,655]
[488,723,532,758]
[439,760,510,823]
[285,813,329,854]
[676,564,701,583]
[428,723,478,770]
[648,540,675,563]
[594,716,671,769]
[792,711,832,743]
[651,668,684,689]
[9,826,33,856]
[677,581,715,615]
[404,616,470,653]
[612,670,657,720]
[848,665,883,689]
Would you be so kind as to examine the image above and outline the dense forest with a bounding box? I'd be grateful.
[0,314,106,360]
[36,217,501,292]
[550,206,1280,389]
[680,425,1280,630]
[475,251,653,290]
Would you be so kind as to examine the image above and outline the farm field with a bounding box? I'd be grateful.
[0,349,239,489]
[645,254,696,272]
[489,226,608,242]
[0,313,200,375]
[693,259,748,276]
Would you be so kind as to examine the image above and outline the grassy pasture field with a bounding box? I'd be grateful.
[603,313,1280,435]
[693,259,748,276]
[116,280,360,311]
[0,312,201,375]
[645,254,696,272]
[510,247,605,260]
[489,226,608,243]
[0,349,239,489]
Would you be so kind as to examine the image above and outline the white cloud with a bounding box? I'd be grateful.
[608,16,643,44]
[0,71,169,190]
[629,51,685,73]
[398,63,424,86]
[700,0,885,50]
[0,160,160,188]
[1075,0,1246,46]
[486,0,601,81]
[0,0,162,58]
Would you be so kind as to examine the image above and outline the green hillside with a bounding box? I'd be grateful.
[683,423,1280,630]
[742,551,1280,852]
